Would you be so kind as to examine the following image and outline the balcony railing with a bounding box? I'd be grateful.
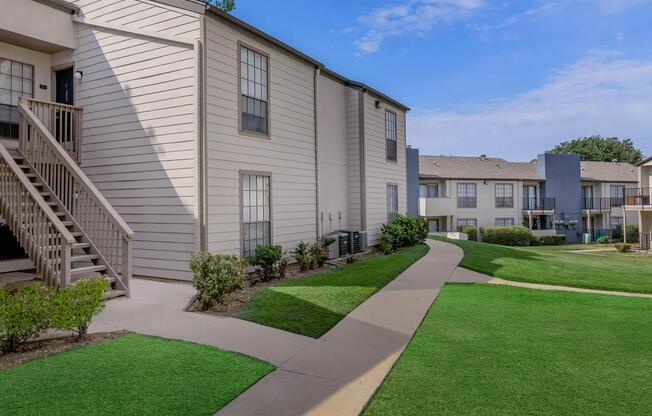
[610,197,625,208]
[495,197,514,208]
[581,197,611,211]
[523,197,555,211]
[625,188,652,207]
[457,196,477,208]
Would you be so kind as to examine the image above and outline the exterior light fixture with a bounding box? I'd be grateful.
[74,71,83,80]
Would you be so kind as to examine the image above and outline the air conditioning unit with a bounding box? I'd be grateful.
[343,230,368,254]
[358,231,368,252]
[324,232,341,259]
[337,232,351,256]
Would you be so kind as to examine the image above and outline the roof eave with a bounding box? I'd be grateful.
[37,0,80,14]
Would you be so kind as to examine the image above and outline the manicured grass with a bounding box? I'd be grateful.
[0,334,274,416]
[237,244,429,338]
[437,237,652,293]
[365,284,652,416]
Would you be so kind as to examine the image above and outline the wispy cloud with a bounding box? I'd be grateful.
[353,0,484,54]
[409,52,652,159]
[470,2,557,33]
[578,0,652,14]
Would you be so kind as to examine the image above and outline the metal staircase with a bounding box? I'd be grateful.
[0,98,133,295]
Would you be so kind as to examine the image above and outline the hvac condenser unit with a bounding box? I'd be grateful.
[343,230,368,254]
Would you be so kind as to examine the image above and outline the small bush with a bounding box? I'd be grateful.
[51,277,109,340]
[459,226,478,241]
[380,215,429,253]
[190,252,246,309]
[529,235,541,246]
[481,226,532,246]
[615,243,632,253]
[250,244,284,282]
[0,284,51,353]
[294,241,314,272]
[379,232,394,254]
[596,236,610,244]
[539,235,566,246]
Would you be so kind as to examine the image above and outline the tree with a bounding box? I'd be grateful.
[207,0,235,12]
[551,136,643,164]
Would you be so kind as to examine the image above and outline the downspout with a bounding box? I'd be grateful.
[196,16,208,252]
[359,88,367,230]
[314,66,321,238]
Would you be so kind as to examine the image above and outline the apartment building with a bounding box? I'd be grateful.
[624,157,652,250]
[0,0,408,291]
[411,153,637,243]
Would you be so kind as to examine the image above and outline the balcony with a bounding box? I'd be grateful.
[625,188,652,209]
[522,197,555,211]
[581,197,611,212]
[419,197,457,217]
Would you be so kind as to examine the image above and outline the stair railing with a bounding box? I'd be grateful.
[0,144,75,288]
[17,98,134,292]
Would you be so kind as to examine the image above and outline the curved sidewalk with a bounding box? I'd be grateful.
[218,239,469,416]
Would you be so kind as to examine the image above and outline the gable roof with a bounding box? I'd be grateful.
[420,155,638,183]
[153,0,410,111]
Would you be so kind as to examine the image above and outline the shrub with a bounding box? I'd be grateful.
[459,226,478,241]
[481,226,532,246]
[0,284,51,353]
[380,215,429,253]
[596,236,610,244]
[615,243,631,253]
[309,242,325,268]
[539,235,566,246]
[190,252,246,309]
[51,277,109,341]
[379,232,394,254]
[529,235,541,246]
[250,244,284,282]
[294,241,314,272]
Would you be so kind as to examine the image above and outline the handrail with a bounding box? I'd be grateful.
[23,97,83,111]
[0,143,75,288]
[18,99,134,239]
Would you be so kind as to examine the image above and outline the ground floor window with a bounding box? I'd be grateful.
[610,216,623,230]
[242,174,271,258]
[496,218,514,227]
[387,184,399,222]
[457,218,477,231]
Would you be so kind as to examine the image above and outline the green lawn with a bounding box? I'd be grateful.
[437,237,652,293]
[364,284,652,416]
[237,244,429,338]
[0,334,274,416]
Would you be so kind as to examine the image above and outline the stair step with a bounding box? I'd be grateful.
[71,254,99,262]
[61,220,74,227]
[39,192,51,197]
[47,201,58,206]
[54,211,66,217]
[70,232,82,238]
[73,242,90,250]
[70,265,107,276]
[104,290,127,300]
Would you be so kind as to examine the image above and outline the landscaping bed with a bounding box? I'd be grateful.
[436,237,652,294]
[364,284,652,416]
[0,334,274,416]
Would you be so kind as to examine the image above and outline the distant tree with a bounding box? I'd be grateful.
[206,0,235,12]
[551,136,643,164]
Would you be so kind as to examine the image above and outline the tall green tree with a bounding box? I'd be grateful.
[207,0,235,12]
[551,136,643,164]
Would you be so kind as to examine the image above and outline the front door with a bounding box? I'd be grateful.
[524,185,536,209]
[55,68,74,143]
[429,219,439,233]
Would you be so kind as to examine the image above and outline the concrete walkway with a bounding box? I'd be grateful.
[488,277,652,299]
[218,239,476,416]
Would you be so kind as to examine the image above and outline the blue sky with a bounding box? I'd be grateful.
[232,0,652,161]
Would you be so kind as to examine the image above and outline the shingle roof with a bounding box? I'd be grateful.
[419,155,637,183]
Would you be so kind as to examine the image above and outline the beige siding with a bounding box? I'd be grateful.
[204,18,317,255]
[363,94,407,245]
[58,0,201,280]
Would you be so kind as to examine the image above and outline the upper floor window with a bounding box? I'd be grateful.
[610,185,625,207]
[419,184,439,198]
[387,184,399,222]
[495,183,514,208]
[385,110,397,161]
[240,46,269,135]
[457,183,476,208]
[0,58,33,138]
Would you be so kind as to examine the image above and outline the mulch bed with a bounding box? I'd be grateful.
[187,251,376,316]
[0,331,129,370]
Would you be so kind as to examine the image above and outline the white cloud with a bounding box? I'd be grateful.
[354,0,484,54]
[408,53,652,159]
[578,0,652,13]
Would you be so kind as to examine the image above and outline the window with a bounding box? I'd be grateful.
[240,46,269,135]
[0,58,33,138]
[385,110,397,161]
[496,218,514,227]
[242,174,271,258]
[387,184,399,222]
[428,220,439,233]
[457,218,477,231]
[610,185,625,207]
[495,184,514,208]
[610,216,623,230]
[419,184,439,198]
[457,183,476,208]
